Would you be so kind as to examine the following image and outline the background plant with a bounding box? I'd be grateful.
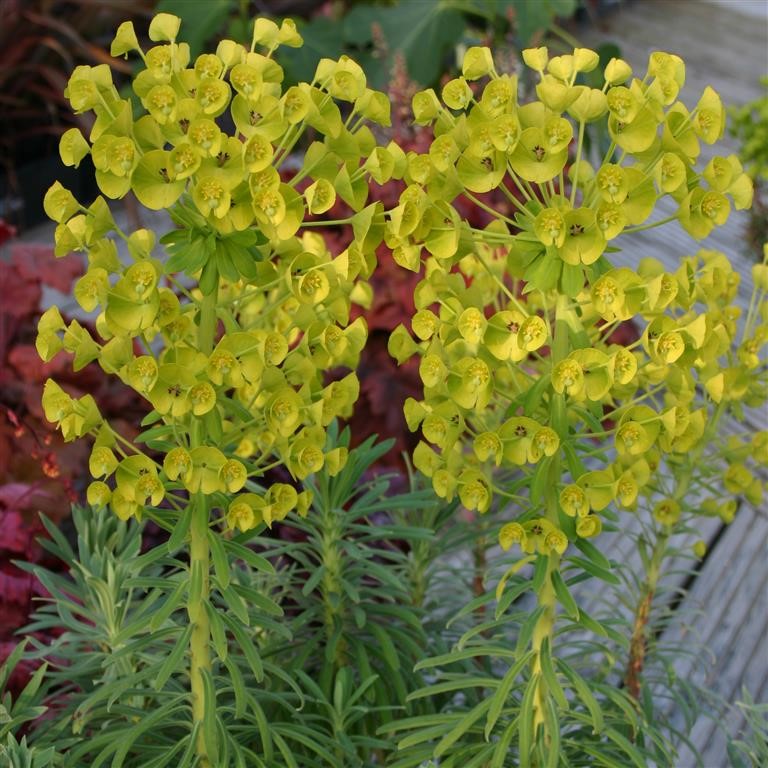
[730,76,768,257]
[155,0,579,90]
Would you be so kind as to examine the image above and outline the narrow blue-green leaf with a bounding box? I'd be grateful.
[301,563,326,596]
[559,660,604,733]
[221,582,249,626]
[573,538,613,572]
[568,555,620,585]
[604,726,648,768]
[516,606,545,656]
[153,624,191,690]
[200,668,220,765]
[434,698,493,758]
[223,539,275,574]
[222,655,246,719]
[578,609,625,645]
[106,696,186,767]
[177,726,199,768]
[167,510,191,555]
[230,582,283,617]
[272,732,301,768]
[207,529,231,590]
[150,579,185,631]
[491,715,521,768]
[14,658,48,709]
[485,650,534,739]
[551,569,580,620]
[531,555,548,593]
[530,458,551,506]
[544,694,561,768]
[519,675,538,768]
[221,613,263,682]
[407,676,498,702]
[414,645,517,672]
[495,579,531,620]
[370,622,400,671]
[540,639,568,710]
[206,601,228,663]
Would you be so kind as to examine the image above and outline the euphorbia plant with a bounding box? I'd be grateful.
[20,9,768,767]
[386,45,767,764]
[37,12,400,765]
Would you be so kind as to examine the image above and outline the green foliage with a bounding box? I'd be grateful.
[731,77,768,257]
[731,77,768,182]
[157,0,578,88]
[0,643,48,743]
[728,691,768,768]
[0,735,57,768]
[1,434,468,767]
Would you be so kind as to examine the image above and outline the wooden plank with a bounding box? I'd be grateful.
[676,584,768,767]
[659,503,764,686]
[580,0,767,110]
[661,502,768,763]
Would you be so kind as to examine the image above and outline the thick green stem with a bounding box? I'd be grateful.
[189,493,211,766]
[530,295,571,740]
[531,533,559,734]
[198,290,218,357]
[187,287,218,765]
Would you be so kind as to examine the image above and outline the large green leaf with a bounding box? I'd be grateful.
[343,1,466,88]
[156,0,235,57]
[504,0,578,46]
[281,16,346,85]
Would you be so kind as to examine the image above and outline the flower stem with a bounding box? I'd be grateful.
[188,492,211,767]
[624,400,725,698]
[530,294,570,746]
[620,214,679,235]
[625,527,666,699]
[187,286,218,765]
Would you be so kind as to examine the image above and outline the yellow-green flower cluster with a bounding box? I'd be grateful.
[389,45,767,556]
[40,14,388,528]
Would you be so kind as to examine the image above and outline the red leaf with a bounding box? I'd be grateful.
[0,261,40,318]
[9,344,70,382]
[0,218,17,246]
[12,243,83,293]
[0,567,34,607]
[0,487,50,556]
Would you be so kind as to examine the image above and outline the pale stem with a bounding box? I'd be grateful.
[530,294,570,748]
[187,286,218,765]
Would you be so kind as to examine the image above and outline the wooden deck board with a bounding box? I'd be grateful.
[582,0,768,111]
[663,502,768,764]
[677,573,768,766]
